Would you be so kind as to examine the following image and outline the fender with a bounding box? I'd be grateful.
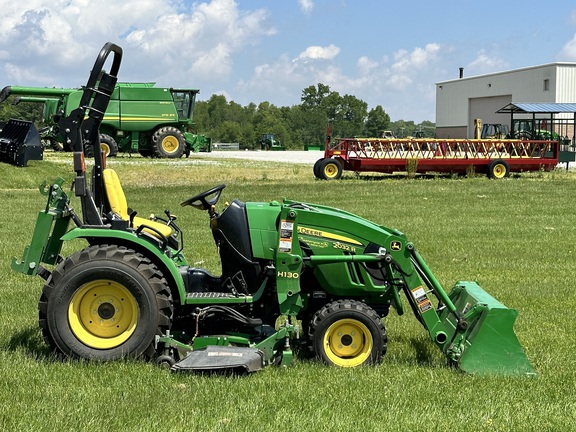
[61,227,187,305]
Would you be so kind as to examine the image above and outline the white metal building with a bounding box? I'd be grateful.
[435,63,576,138]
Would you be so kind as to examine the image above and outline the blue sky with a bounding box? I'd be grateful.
[2,0,576,122]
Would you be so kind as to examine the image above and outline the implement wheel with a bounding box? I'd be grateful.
[39,245,173,360]
[319,158,343,180]
[488,159,510,179]
[152,126,185,158]
[309,300,387,367]
[313,158,324,179]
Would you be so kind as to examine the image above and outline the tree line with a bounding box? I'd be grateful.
[1,83,435,149]
[194,83,435,149]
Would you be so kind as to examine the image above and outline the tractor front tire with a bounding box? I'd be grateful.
[152,126,185,158]
[309,300,387,367]
[39,245,173,361]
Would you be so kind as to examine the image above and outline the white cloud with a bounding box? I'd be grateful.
[299,0,314,14]
[296,44,340,61]
[466,49,510,75]
[0,0,274,86]
[558,34,576,60]
[357,56,378,75]
[570,10,576,25]
[237,41,445,122]
[391,43,440,72]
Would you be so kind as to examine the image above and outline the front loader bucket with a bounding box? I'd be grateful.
[439,281,536,376]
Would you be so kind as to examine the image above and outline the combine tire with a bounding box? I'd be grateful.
[99,134,119,157]
[152,126,185,158]
[309,300,387,367]
[45,138,65,152]
[487,159,510,179]
[83,136,118,158]
[39,245,173,361]
[319,158,343,180]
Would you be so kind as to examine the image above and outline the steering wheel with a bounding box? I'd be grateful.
[181,184,226,210]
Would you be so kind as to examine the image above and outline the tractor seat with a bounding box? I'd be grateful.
[103,168,174,240]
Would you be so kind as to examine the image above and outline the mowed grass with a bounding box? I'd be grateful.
[1,152,575,431]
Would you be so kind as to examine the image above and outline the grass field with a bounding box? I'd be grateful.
[1,152,575,431]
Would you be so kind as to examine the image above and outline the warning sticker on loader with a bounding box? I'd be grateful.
[280,220,294,239]
[279,219,294,253]
[411,286,432,313]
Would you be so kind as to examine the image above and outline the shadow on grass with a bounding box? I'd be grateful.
[333,172,466,181]
[2,326,60,363]
[327,172,525,182]
[385,333,447,369]
[410,337,439,367]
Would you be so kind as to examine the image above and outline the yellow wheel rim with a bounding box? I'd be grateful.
[100,143,111,156]
[68,280,138,349]
[161,135,180,154]
[324,162,339,179]
[323,319,373,367]
[492,163,506,179]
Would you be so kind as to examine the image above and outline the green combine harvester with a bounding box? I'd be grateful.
[12,43,535,375]
[0,82,211,158]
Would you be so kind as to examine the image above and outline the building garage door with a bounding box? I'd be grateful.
[468,95,512,138]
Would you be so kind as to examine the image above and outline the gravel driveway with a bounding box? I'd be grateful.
[195,150,324,165]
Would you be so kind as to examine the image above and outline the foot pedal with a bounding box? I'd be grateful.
[171,345,264,373]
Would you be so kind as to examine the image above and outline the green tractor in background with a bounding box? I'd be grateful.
[12,43,535,375]
[0,82,211,158]
[258,133,284,151]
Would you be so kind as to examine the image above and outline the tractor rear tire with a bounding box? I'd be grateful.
[39,245,173,361]
[100,134,119,157]
[152,126,185,158]
[309,300,387,367]
[487,159,510,179]
[319,158,343,180]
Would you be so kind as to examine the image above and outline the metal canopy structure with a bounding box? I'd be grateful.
[496,103,576,114]
[496,102,576,167]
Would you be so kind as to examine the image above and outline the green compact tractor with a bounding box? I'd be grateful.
[12,44,535,375]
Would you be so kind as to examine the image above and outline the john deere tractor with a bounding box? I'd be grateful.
[12,43,535,375]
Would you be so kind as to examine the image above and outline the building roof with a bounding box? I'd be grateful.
[436,62,576,85]
[496,103,576,114]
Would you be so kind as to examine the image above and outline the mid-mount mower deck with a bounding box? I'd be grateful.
[12,43,535,375]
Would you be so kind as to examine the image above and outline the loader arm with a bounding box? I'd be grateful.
[385,241,535,376]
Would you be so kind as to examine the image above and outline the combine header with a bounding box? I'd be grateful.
[314,126,558,179]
